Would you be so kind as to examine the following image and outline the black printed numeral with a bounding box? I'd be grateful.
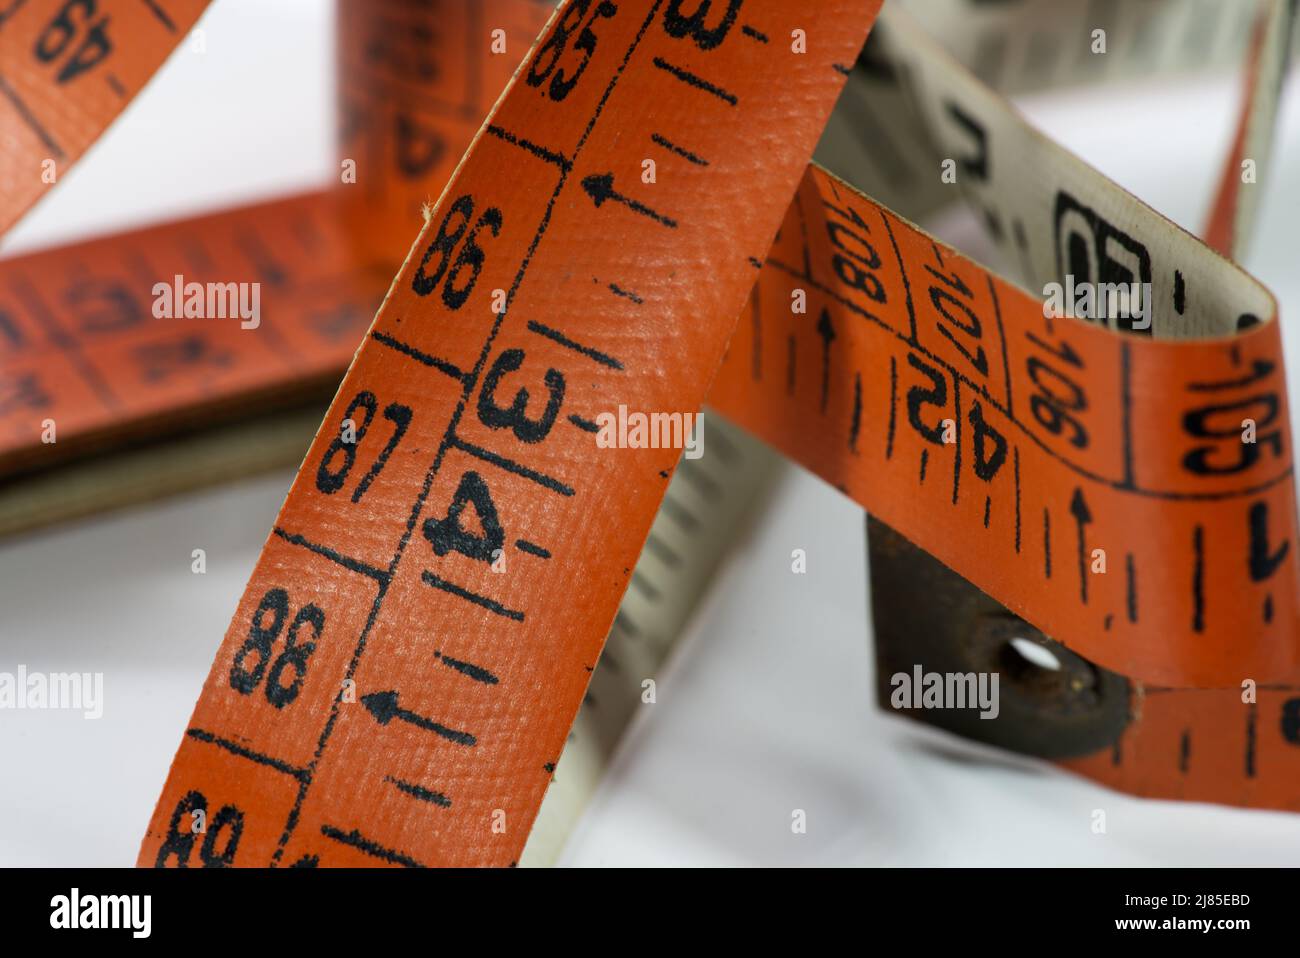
[663,0,742,49]
[154,791,244,868]
[1182,360,1283,476]
[1024,331,1089,450]
[477,348,565,443]
[925,261,988,378]
[423,471,505,563]
[229,588,325,709]
[317,390,412,502]
[826,201,887,304]
[34,0,113,85]
[412,193,502,309]
[526,0,617,101]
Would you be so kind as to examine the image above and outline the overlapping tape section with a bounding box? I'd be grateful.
[0,0,1296,864]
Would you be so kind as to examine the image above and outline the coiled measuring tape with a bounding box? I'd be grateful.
[1,0,1298,865]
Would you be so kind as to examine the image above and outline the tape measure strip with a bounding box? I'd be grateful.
[0,0,772,865]
[138,0,881,868]
[2,0,1300,852]
[896,0,1295,97]
[6,1,1290,686]
[707,165,1300,809]
[1203,0,1297,258]
[0,191,377,474]
[0,0,210,238]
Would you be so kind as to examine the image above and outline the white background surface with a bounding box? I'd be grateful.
[3,0,1300,866]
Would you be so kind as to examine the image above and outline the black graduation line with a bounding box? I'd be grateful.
[651,56,739,105]
[272,528,390,584]
[987,274,1013,411]
[793,191,812,278]
[879,210,919,346]
[1178,730,1191,774]
[485,124,574,171]
[186,728,308,783]
[983,496,991,529]
[1126,552,1139,623]
[650,132,708,166]
[817,307,836,412]
[708,423,740,464]
[320,825,426,868]
[741,24,769,43]
[644,533,683,568]
[140,0,177,32]
[422,572,525,622]
[0,75,65,158]
[568,413,600,432]
[606,281,644,303]
[659,494,700,532]
[435,649,500,684]
[849,371,863,454]
[678,459,721,500]
[750,283,763,381]
[1119,342,1136,489]
[1192,524,1206,632]
[630,570,662,601]
[886,355,898,460]
[919,449,929,483]
[526,319,624,369]
[951,374,962,506]
[1013,447,1022,554]
[1011,219,1033,281]
[1043,508,1052,579]
[1070,489,1091,605]
[450,435,576,496]
[515,538,552,559]
[385,776,452,808]
[370,331,467,380]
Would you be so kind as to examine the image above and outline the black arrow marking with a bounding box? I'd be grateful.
[580,172,678,228]
[361,690,476,746]
[816,306,836,412]
[1070,487,1092,604]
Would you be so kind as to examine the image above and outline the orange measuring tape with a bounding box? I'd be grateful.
[1,0,1298,866]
